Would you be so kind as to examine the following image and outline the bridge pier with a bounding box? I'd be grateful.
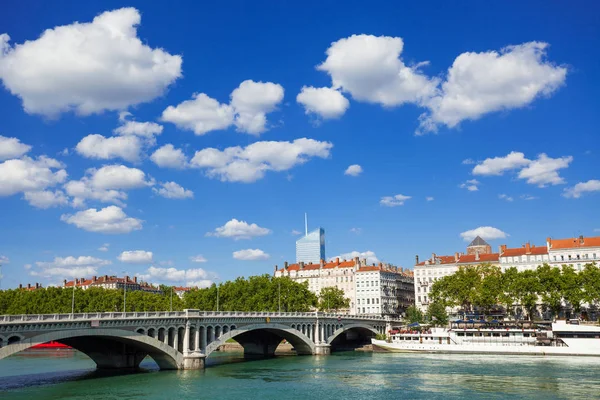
[182,351,206,369]
[314,343,331,355]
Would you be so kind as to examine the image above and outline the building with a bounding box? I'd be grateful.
[466,236,493,255]
[62,275,162,294]
[18,283,43,291]
[296,228,326,264]
[274,257,414,317]
[547,235,600,271]
[498,242,550,272]
[174,286,191,299]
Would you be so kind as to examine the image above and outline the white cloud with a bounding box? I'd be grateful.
[190,255,207,263]
[498,194,514,202]
[98,243,110,252]
[152,181,193,199]
[0,8,181,117]
[344,164,363,177]
[233,248,270,261]
[419,42,567,134]
[459,179,480,191]
[24,264,31,270]
[462,158,476,165]
[31,266,99,279]
[0,135,31,160]
[517,153,572,186]
[64,165,153,207]
[380,194,411,207]
[291,230,302,235]
[190,138,332,183]
[24,190,69,209]
[331,251,379,265]
[472,152,530,176]
[36,256,111,268]
[207,218,271,240]
[75,134,144,163]
[162,80,284,136]
[520,195,538,201]
[61,205,143,234]
[426,196,434,201]
[563,180,600,199]
[150,144,188,169]
[32,255,111,278]
[317,34,438,107]
[460,226,508,242]
[0,255,9,264]
[117,250,153,264]
[296,86,349,119]
[350,227,362,234]
[186,280,214,288]
[138,266,213,284]
[0,156,67,197]
[113,120,163,138]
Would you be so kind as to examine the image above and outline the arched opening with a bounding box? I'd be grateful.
[328,325,377,352]
[158,328,165,343]
[215,326,221,339]
[148,328,156,339]
[177,327,185,352]
[189,326,196,351]
[168,327,176,348]
[136,328,145,335]
[223,325,229,335]
[0,329,181,370]
[204,323,314,359]
[207,326,214,344]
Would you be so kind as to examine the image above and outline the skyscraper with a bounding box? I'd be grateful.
[296,214,325,263]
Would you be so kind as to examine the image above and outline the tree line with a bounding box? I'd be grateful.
[428,262,600,320]
[0,274,349,315]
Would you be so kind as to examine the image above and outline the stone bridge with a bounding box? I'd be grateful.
[0,310,393,370]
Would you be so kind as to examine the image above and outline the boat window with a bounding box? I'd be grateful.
[466,333,473,337]
[523,333,530,337]
[457,332,464,336]
[502,332,509,337]
[492,333,500,337]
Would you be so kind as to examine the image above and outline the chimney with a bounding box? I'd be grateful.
[299,262,304,269]
[354,256,360,265]
[455,252,459,262]
[320,259,325,268]
[525,242,531,253]
[27,283,31,289]
[362,258,367,267]
[475,250,480,261]
[546,237,552,251]
[104,275,108,280]
[499,244,507,255]
[80,277,84,284]
[93,276,97,282]
[415,255,419,264]
[284,261,289,270]
[134,276,137,283]
[63,279,67,286]
[579,235,584,244]
[274,265,278,273]
[125,275,129,283]
[336,257,340,265]
[19,284,22,289]
[35,283,39,289]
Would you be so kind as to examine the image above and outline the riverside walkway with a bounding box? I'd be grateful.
[0,310,393,370]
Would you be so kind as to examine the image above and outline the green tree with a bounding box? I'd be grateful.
[426,301,448,326]
[537,263,563,317]
[561,265,583,314]
[405,305,423,324]
[318,286,350,312]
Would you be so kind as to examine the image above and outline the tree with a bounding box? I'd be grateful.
[561,265,584,315]
[537,264,563,317]
[318,286,350,312]
[426,301,448,326]
[405,305,423,324]
[474,264,503,316]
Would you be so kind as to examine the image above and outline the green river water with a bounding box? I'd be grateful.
[1,349,600,399]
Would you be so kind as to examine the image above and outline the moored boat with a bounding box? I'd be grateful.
[372,320,600,356]
[30,341,72,349]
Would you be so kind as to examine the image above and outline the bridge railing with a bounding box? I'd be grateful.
[0,311,400,323]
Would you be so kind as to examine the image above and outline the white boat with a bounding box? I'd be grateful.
[371,320,600,356]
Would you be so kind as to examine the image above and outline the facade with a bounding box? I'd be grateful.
[274,257,414,317]
[498,242,550,272]
[62,275,162,294]
[547,236,600,271]
[296,228,326,264]
[18,283,43,291]
[174,286,191,299]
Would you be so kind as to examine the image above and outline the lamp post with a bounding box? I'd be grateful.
[216,282,220,313]
[71,278,76,315]
[278,280,281,313]
[170,286,173,312]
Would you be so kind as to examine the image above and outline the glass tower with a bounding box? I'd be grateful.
[296,228,325,264]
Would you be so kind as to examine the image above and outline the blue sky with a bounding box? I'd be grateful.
[0,1,598,289]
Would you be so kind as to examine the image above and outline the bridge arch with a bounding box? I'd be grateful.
[0,328,182,370]
[327,323,378,351]
[204,323,315,358]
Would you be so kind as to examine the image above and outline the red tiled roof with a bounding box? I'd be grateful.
[174,286,191,291]
[550,236,600,250]
[501,246,547,257]
[417,253,499,266]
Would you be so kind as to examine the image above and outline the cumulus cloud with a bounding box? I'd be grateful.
[113,119,163,138]
[138,266,214,287]
[472,152,530,176]
[64,165,153,207]
[207,218,271,240]
[498,194,514,202]
[418,42,567,134]
[291,230,302,235]
[152,181,193,199]
[75,134,144,163]
[462,158,476,165]
[350,227,362,234]
[344,164,363,176]
[24,190,69,209]
[0,156,67,197]
[0,255,9,264]
[233,248,270,261]
[162,80,284,136]
[150,144,188,169]
[0,135,31,160]
[190,255,207,263]
[317,34,438,107]
[460,226,508,242]
[380,194,411,207]
[331,250,379,265]
[61,205,143,234]
[98,243,110,252]
[0,8,182,117]
[517,154,572,186]
[296,86,349,119]
[563,180,600,199]
[117,250,153,264]
[32,255,111,278]
[426,196,434,201]
[190,138,332,183]
[459,179,480,191]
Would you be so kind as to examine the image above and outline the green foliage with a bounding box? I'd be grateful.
[375,333,387,340]
[317,286,350,312]
[0,275,318,314]
[405,305,423,324]
[426,301,448,326]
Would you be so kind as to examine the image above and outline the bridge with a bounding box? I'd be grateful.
[0,310,393,370]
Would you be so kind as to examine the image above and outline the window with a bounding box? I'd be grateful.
[577,254,580,260]
[367,299,370,304]
[418,296,421,302]
[376,298,379,304]
[561,255,564,261]
[568,255,572,260]
[594,253,597,259]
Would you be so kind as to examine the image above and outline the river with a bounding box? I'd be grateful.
[1,349,600,399]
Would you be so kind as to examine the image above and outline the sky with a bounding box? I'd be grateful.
[0,1,599,289]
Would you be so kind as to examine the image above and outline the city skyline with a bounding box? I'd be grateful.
[0,1,599,290]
